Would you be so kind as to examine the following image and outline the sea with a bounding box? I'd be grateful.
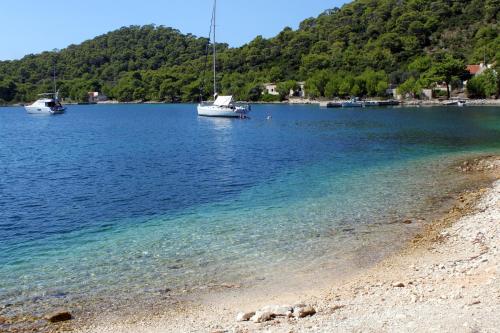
[1,103,499,322]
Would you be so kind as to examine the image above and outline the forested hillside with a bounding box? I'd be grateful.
[1,0,499,104]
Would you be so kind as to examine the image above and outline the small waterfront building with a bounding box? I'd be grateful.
[264,81,306,99]
[293,82,306,98]
[386,84,402,100]
[88,92,108,103]
[422,89,433,100]
[466,63,490,77]
[464,63,496,86]
[263,83,279,96]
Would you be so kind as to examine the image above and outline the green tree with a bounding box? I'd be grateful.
[306,70,330,98]
[324,76,342,98]
[244,84,263,102]
[0,79,17,102]
[159,79,179,102]
[429,54,466,99]
[0,0,499,104]
[397,77,423,98]
[276,80,298,100]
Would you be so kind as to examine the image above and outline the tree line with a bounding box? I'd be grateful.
[1,0,499,104]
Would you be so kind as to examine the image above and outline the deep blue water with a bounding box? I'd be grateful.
[0,104,499,315]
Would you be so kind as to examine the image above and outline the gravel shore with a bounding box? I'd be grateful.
[69,156,500,333]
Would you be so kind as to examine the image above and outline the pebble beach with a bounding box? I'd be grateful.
[67,156,500,333]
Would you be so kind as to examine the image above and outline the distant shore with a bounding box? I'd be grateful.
[66,155,500,333]
[3,98,500,108]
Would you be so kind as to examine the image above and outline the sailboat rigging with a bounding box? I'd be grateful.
[197,0,250,118]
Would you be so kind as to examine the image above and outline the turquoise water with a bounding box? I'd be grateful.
[1,104,500,319]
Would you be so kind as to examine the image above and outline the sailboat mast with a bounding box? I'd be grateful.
[213,0,217,97]
[53,65,57,97]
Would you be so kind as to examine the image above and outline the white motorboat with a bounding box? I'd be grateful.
[197,0,250,118]
[25,63,65,115]
[25,93,66,115]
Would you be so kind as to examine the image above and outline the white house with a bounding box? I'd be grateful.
[263,83,279,96]
[88,92,108,103]
[264,81,307,98]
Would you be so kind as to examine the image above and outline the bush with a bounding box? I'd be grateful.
[467,69,498,98]
[261,93,280,102]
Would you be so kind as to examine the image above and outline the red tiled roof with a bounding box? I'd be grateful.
[467,65,481,75]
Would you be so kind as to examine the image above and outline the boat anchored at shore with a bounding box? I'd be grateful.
[197,0,250,118]
[342,98,364,108]
[322,99,400,108]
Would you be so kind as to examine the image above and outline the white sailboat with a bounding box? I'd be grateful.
[197,0,250,118]
[25,64,65,115]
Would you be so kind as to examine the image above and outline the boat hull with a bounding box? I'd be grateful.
[197,105,244,118]
[25,106,66,115]
[342,102,364,107]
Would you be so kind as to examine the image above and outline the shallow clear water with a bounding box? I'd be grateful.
[1,104,499,316]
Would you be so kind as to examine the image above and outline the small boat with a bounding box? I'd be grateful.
[25,93,66,115]
[197,0,250,118]
[25,63,65,115]
[443,99,467,107]
[342,98,364,108]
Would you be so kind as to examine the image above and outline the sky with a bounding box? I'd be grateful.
[0,0,347,61]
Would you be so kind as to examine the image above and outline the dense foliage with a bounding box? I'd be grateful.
[1,0,499,104]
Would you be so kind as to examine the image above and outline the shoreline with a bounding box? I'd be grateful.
[2,98,500,108]
[1,154,498,333]
[65,155,500,333]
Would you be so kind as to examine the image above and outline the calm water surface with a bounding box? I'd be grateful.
[0,104,499,316]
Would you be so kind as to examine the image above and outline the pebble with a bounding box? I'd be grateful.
[260,305,292,317]
[251,311,274,323]
[293,305,316,318]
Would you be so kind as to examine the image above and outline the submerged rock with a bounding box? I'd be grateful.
[167,265,183,270]
[44,310,72,323]
[236,311,255,322]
